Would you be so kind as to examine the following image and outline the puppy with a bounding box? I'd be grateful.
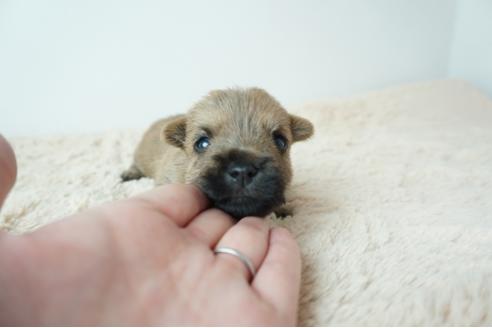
[121,88,313,219]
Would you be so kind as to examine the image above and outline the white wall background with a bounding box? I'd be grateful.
[0,0,489,137]
[448,0,492,97]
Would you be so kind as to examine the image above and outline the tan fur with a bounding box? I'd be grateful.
[123,115,187,184]
[122,87,313,216]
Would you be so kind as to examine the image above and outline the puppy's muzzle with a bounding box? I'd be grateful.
[197,150,285,219]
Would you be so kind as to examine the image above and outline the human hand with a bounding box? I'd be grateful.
[0,134,16,210]
[0,184,301,325]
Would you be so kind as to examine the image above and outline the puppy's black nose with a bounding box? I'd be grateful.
[227,163,258,187]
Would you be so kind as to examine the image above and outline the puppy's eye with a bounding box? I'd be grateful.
[194,136,210,152]
[273,133,288,152]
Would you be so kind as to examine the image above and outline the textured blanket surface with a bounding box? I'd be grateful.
[2,80,492,325]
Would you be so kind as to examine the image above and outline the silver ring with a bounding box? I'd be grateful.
[214,246,256,278]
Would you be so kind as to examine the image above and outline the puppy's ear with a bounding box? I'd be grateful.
[290,114,314,142]
[162,116,187,148]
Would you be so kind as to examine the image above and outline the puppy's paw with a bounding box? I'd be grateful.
[121,165,144,182]
[273,204,294,219]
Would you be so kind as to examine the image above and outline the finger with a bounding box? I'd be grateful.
[252,227,301,320]
[186,208,234,248]
[132,184,209,226]
[0,134,17,210]
[214,217,269,281]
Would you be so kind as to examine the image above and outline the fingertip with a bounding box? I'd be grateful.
[271,226,294,241]
[237,216,269,231]
[134,183,209,226]
[186,208,234,247]
[165,183,208,205]
[270,227,300,256]
[159,183,209,212]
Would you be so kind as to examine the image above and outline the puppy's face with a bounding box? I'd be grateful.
[164,88,313,219]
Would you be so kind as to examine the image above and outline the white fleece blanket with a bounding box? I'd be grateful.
[1,80,492,325]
